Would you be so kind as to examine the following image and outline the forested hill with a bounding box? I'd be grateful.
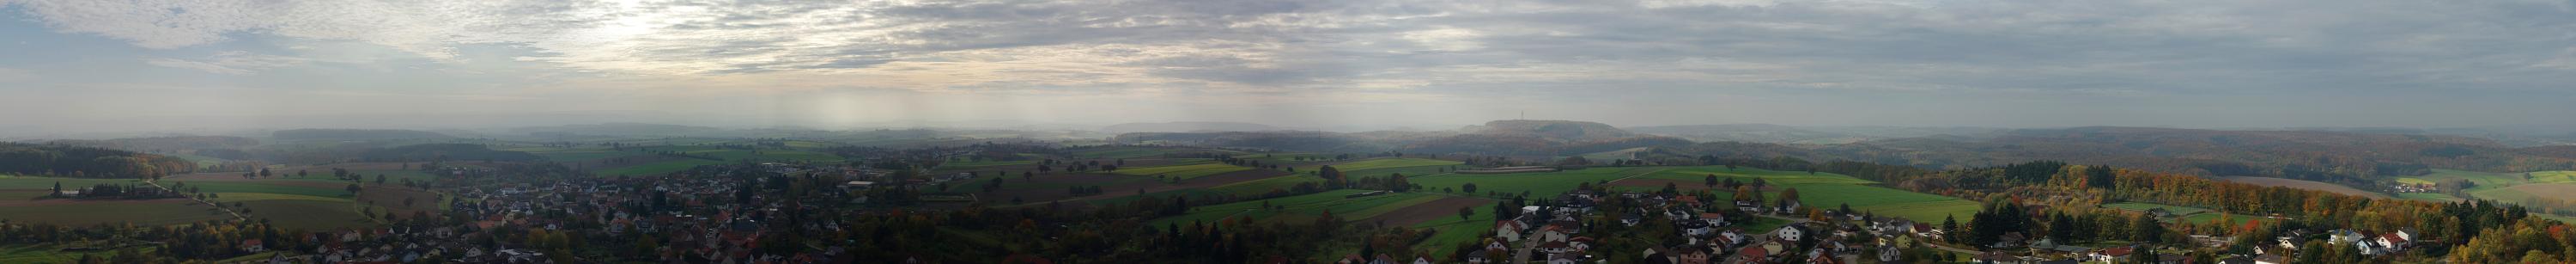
[272,128,454,140]
[0,143,197,178]
[46,136,259,152]
[1641,126,2576,187]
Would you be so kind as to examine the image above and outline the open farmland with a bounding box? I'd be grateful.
[1780,183,1962,209]
[1637,166,1875,185]
[2488,183,2576,204]
[1209,175,1324,196]
[2394,177,2437,185]
[240,200,374,230]
[1088,188,1221,207]
[351,169,440,184]
[1364,197,1493,227]
[1852,200,1981,223]
[0,177,146,191]
[1110,163,1255,181]
[2420,169,2522,192]
[592,159,731,176]
[0,202,228,226]
[164,181,353,199]
[1072,148,1178,159]
[533,150,634,162]
[1316,158,1463,172]
[2527,171,2576,184]
[2221,176,2391,199]
[1409,167,1666,199]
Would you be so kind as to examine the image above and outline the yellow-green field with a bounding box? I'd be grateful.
[2527,171,2576,184]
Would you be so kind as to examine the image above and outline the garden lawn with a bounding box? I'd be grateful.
[1410,167,1666,199]
[1109,163,1255,181]
[593,159,732,176]
[1637,166,1876,185]
[2101,203,2212,215]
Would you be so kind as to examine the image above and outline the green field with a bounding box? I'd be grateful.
[2393,177,2437,185]
[1314,158,1465,172]
[2471,188,2535,204]
[2398,193,2460,202]
[1271,193,1444,220]
[2527,171,2576,184]
[2540,214,2576,224]
[944,160,1042,168]
[1413,220,1499,258]
[351,169,440,184]
[1345,164,1478,179]
[1109,163,1255,181]
[2421,169,2521,192]
[1637,166,1876,185]
[1236,153,1334,164]
[592,159,732,176]
[1089,188,1223,207]
[0,177,148,191]
[162,181,352,199]
[240,200,373,230]
[1853,200,1983,223]
[1072,149,1176,159]
[678,149,844,163]
[0,202,229,226]
[2180,213,2271,225]
[213,193,352,202]
[532,151,636,162]
[1777,183,1960,209]
[1410,167,1663,199]
[1208,175,1326,196]
[1406,200,1502,228]
[2101,203,2212,215]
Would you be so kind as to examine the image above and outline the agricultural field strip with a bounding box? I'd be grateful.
[593,159,732,176]
[1319,158,1465,172]
[2528,171,2576,184]
[1636,166,1876,185]
[1208,175,1324,195]
[1850,200,1982,223]
[1109,163,1255,179]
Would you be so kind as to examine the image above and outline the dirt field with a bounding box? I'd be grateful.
[0,198,195,207]
[2221,176,2391,199]
[1366,196,1495,227]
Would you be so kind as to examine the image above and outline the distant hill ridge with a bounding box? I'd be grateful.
[1100,122,1281,133]
[272,129,453,140]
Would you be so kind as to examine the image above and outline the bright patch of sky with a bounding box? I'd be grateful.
[1,0,2571,132]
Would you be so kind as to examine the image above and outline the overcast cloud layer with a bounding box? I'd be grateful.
[2,0,2573,132]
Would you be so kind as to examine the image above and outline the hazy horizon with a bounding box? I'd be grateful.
[5,0,2573,135]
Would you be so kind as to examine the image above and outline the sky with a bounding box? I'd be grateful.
[3,0,2573,132]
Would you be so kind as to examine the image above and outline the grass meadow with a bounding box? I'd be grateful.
[592,159,732,176]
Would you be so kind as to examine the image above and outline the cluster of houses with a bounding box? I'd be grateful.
[2385,183,2435,193]
[1344,189,1963,264]
[1960,224,2421,264]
